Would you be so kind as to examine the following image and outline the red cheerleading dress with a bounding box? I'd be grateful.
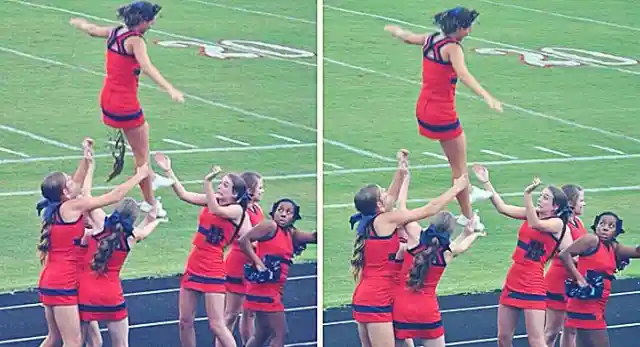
[244,226,294,312]
[545,218,588,310]
[415,33,463,141]
[78,232,130,322]
[393,244,448,340]
[181,206,243,293]
[100,25,145,129]
[351,217,401,323]
[37,207,85,306]
[225,204,265,294]
[565,240,617,330]
[499,220,561,311]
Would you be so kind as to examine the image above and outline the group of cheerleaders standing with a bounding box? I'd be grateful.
[351,152,640,347]
[35,2,316,347]
[36,141,316,347]
[354,5,640,347]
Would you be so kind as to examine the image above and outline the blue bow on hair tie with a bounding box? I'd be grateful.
[420,224,451,251]
[104,211,135,235]
[36,198,62,223]
[349,213,375,236]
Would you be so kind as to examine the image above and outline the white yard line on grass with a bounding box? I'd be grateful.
[185,0,316,24]
[324,185,640,209]
[0,124,80,151]
[0,45,389,162]
[2,155,640,198]
[324,4,640,78]
[478,0,640,32]
[0,143,314,165]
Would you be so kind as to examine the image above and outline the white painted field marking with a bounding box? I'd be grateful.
[185,0,316,24]
[11,0,640,155]
[324,5,640,77]
[323,57,640,146]
[480,149,518,160]
[4,0,317,68]
[590,144,625,155]
[0,143,315,165]
[0,45,388,163]
[162,138,198,148]
[534,146,571,157]
[0,146,29,158]
[422,151,448,161]
[215,135,249,146]
[323,162,343,169]
[323,185,640,209]
[0,124,80,151]
[269,133,302,144]
[478,0,640,32]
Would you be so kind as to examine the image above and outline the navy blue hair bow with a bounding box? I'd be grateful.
[349,213,375,236]
[36,198,62,224]
[420,224,451,251]
[104,211,135,236]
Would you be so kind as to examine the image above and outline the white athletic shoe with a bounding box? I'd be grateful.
[470,185,493,204]
[139,197,167,218]
[456,212,486,232]
[152,174,175,191]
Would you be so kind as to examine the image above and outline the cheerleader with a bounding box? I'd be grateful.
[393,212,485,347]
[239,198,317,347]
[559,212,640,347]
[472,165,572,347]
[221,171,265,345]
[154,153,250,347]
[350,151,468,347]
[544,184,586,347]
[392,168,485,347]
[37,139,150,347]
[78,197,164,347]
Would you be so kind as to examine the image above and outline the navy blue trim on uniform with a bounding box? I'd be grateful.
[79,302,126,312]
[417,118,460,133]
[187,273,226,284]
[393,320,443,330]
[352,304,393,313]
[101,108,143,122]
[246,294,275,303]
[38,288,78,296]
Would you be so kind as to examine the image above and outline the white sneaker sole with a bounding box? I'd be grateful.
[152,175,175,191]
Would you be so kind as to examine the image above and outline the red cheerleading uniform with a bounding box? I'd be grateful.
[78,233,130,322]
[100,26,145,129]
[565,240,617,330]
[500,220,561,311]
[37,208,85,306]
[351,217,401,323]
[181,207,243,293]
[393,244,448,340]
[415,33,463,141]
[244,226,294,312]
[545,218,588,310]
[225,203,265,294]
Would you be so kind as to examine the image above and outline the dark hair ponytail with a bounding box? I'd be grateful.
[90,199,138,274]
[117,1,162,28]
[351,232,366,280]
[433,7,479,35]
[548,186,571,259]
[36,172,66,264]
[406,238,440,290]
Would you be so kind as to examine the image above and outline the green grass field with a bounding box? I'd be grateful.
[323,0,640,307]
[0,0,317,291]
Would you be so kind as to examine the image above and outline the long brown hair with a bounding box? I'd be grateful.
[350,184,381,280]
[90,198,139,274]
[406,212,456,290]
[36,172,67,264]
